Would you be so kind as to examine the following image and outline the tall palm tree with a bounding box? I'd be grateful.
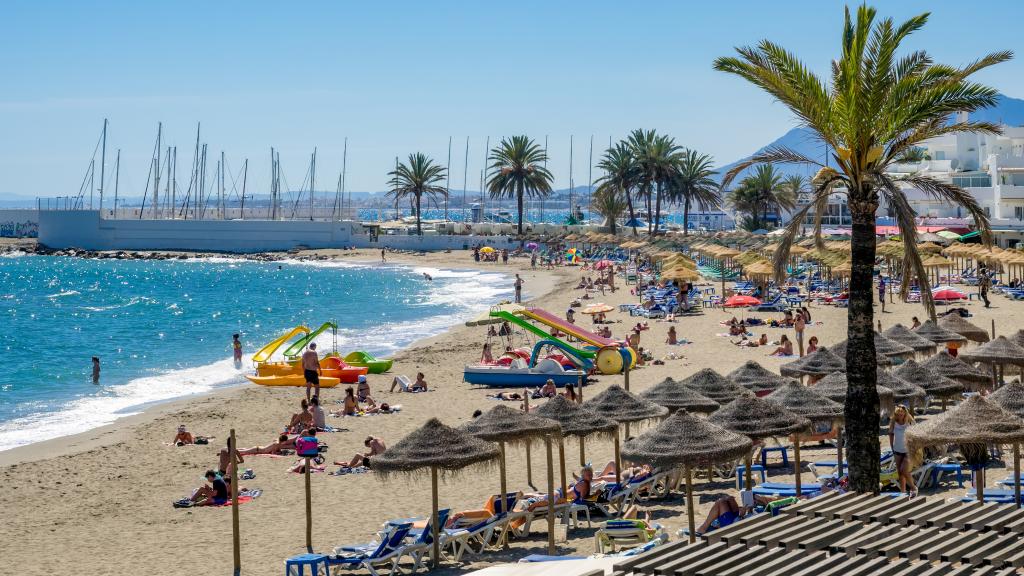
[627,130,682,235]
[387,153,448,235]
[724,183,763,231]
[669,150,721,235]
[715,4,1007,492]
[595,143,641,235]
[781,174,807,204]
[486,135,554,235]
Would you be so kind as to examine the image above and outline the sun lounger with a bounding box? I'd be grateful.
[751,482,822,499]
[595,519,666,553]
[328,522,414,576]
[443,512,510,562]
[394,509,451,571]
[963,489,1018,504]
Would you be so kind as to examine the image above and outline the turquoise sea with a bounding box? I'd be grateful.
[0,254,511,451]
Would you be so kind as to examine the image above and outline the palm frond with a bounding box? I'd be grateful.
[721,145,824,189]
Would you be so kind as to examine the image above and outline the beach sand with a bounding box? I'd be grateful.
[1,247,1015,576]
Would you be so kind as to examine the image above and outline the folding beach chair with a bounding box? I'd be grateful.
[594,519,666,554]
[328,523,414,576]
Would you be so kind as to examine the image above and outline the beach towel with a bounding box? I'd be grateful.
[329,465,370,476]
[212,489,263,507]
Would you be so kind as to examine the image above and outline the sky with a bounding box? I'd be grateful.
[2,0,1024,203]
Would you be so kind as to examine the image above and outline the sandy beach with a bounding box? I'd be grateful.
[1,247,1017,576]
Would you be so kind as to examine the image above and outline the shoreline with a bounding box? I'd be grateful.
[0,249,548,467]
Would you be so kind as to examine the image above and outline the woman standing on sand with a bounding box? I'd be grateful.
[889,405,917,496]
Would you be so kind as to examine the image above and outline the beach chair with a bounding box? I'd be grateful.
[594,519,666,554]
[751,482,822,498]
[442,513,510,562]
[751,295,786,313]
[328,522,414,576]
[395,509,450,572]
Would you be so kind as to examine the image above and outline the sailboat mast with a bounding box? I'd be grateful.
[99,119,107,213]
[542,135,548,223]
[171,147,177,219]
[462,136,469,222]
[569,135,574,221]
[587,135,593,221]
[482,136,489,217]
[310,148,317,221]
[341,138,348,221]
[445,136,452,222]
[114,149,120,214]
[154,122,162,219]
[269,147,276,220]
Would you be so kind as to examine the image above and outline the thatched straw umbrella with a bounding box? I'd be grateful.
[813,371,895,408]
[876,370,928,407]
[1011,329,1024,349]
[779,346,846,378]
[938,314,991,343]
[639,378,720,414]
[709,396,811,494]
[989,382,1024,507]
[960,336,1024,386]
[622,410,752,542]
[893,359,963,410]
[677,368,753,405]
[583,385,668,485]
[767,382,844,494]
[831,333,915,363]
[461,405,561,513]
[914,319,968,344]
[727,361,789,395]
[905,396,1024,503]
[883,324,938,354]
[533,395,618,484]
[921,351,992,390]
[374,419,501,563]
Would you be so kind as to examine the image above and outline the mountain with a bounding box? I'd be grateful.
[717,93,1024,185]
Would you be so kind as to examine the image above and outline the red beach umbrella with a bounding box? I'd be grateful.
[724,295,761,308]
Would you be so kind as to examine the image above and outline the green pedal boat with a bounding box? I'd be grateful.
[342,351,394,374]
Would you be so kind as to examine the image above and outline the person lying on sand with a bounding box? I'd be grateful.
[362,402,395,414]
[390,372,428,393]
[488,391,523,401]
[336,436,386,469]
[238,434,296,456]
[173,425,194,446]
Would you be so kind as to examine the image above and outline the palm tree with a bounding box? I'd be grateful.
[715,4,1006,492]
[387,153,448,235]
[669,150,721,235]
[782,174,807,203]
[486,135,554,235]
[627,130,682,235]
[595,143,641,235]
[591,183,628,235]
[724,183,764,231]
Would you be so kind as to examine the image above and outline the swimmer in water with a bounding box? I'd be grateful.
[423,273,433,281]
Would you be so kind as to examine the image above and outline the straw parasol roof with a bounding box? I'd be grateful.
[1011,330,1024,349]
[893,359,964,397]
[831,333,915,360]
[373,418,500,476]
[709,396,811,439]
[914,319,968,344]
[812,371,895,406]
[638,378,720,414]
[621,410,752,470]
[767,381,844,423]
[532,395,618,438]
[938,314,990,343]
[883,324,939,353]
[905,395,1024,454]
[959,336,1024,366]
[661,266,701,282]
[583,385,669,424]
[876,370,928,404]
[461,405,561,444]
[989,382,1024,419]
[921,351,992,385]
[677,368,754,405]
[727,361,789,394]
[779,346,846,377]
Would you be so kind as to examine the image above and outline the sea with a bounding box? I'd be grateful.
[0,254,512,452]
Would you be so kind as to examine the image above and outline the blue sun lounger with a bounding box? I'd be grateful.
[963,489,1018,504]
[751,482,822,498]
[328,522,414,576]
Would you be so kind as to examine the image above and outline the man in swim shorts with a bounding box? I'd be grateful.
[191,470,230,506]
[302,343,322,401]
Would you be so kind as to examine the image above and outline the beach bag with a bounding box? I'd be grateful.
[296,436,319,457]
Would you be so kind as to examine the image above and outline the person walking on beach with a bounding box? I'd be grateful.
[91,356,100,384]
[889,405,917,496]
[878,276,887,312]
[381,248,387,263]
[232,334,242,365]
[530,251,537,268]
[514,274,523,303]
[979,265,992,308]
[794,311,806,357]
[302,343,322,401]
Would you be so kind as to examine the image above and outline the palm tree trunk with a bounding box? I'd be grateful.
[415,193,422,235]
[517,192,524,235]
[646,188,653,234]
[625,190,638,237]
[845,198,881,494]
[652,182,662,236]
[683,196,691,236]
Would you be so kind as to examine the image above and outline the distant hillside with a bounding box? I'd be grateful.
[716,93,1024,185]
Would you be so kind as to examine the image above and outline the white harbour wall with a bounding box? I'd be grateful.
[38,210,520,252]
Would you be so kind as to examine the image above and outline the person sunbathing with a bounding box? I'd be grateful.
[356,376,376,408]
[287,399,314,433]
[770,335,794,356]
[173,425,195,446]
[239,434,296,456]
[728,322,747,337]
[189,470,230,506]
[489,391,524,401]
[536,379,557,398]
[666,326,678,345]
[363,402,394,414]
[410,372,428,392]
[337,436,386,468]
[218,437,244,478]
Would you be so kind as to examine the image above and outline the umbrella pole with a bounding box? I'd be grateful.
[745,452,753,491]
[558,436,567,500]
[614,429,622,487]
[979,466,986,503]
[524,396,534,488]
[837,427,845,479]
[794,437,802,497]
[685,465,696,544]
[230,429,240,576]
[1015,443,1021,509]
[499,442,507,511]
[431,466,440,567]
[545,435,556,555]
[579,436,586,466]
[577,373,584,404]
[624,363,630,392]
[305,455,313,552]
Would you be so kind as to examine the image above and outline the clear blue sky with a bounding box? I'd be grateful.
[2,1,1023,200]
